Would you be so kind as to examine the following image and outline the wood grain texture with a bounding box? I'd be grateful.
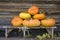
[0,3,60,12]
[0,0,60,4]
[0,2,60,25]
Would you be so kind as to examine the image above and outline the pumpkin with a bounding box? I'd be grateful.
[33,14,46,20]
[41,18,56,27]
[19,12,31,19]
[11,16,23,27]
[28,6,39,15]
[23,19,40,28]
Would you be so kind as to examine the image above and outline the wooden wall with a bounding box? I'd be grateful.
[0,0,60,26]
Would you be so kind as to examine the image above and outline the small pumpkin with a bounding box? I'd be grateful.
[23,19,40,28]
[11,16,23,27]
[19,12,31,19]
[28,6,39,15]
[33,13,46,20]
[41,18,56,27]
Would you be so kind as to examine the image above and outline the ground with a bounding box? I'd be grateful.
[0,37,60,40]
[0,37,37,40]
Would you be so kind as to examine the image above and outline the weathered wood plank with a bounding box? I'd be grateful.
[0,2,60,24]
[0,4,59,9]
[0,8,60,12]
[20,0,58,1]
[0,0,60,4]
[0,3,60,7]
[0,3,60,12]
[47,15,60,18]
[0,0,59,2]
[21,0,60,1]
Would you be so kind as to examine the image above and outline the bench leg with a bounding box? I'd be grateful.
[5,28,8,38]
[52,28,54,39]
[27,30,30,36]
[46,28,54,39]
[21,27,26,37]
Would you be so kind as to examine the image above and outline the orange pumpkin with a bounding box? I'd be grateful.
[28,6,39,15]
[11,16,23,27]
[23,19,40,28]
[41,18,56,27]
[33,13,46,20]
